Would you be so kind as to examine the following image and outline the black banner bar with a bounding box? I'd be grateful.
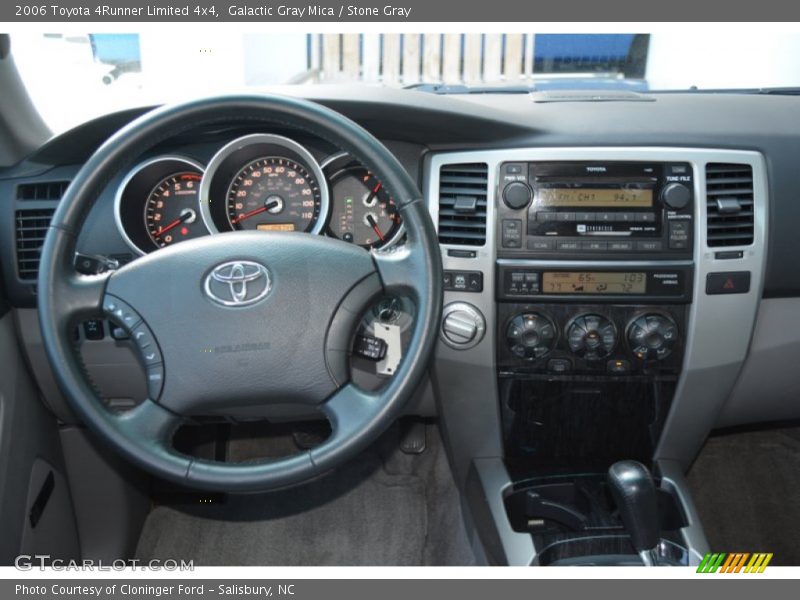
[2,0,800,22]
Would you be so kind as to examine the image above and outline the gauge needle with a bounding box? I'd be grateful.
[232,199,280,225]
[364,181,382,206]
[366,214,385,241]
[155,212,191,237]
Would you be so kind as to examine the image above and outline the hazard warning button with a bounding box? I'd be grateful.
[706,271,751,295]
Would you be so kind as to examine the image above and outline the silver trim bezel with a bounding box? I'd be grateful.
[426,146,768,567]
[198,133,330,236]
[113,155,206,256]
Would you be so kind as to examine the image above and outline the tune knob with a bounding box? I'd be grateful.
[566,314,617,360]
[661,182,691,210]
[441,302,486,349]
[627,313,679,361]
[503,181,533,210]
[506,312,557,359]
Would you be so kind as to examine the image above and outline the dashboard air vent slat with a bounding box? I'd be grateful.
[437,163,488,246]
[705,163,754,247]
[15,208,56,280]
[17,181,70,201]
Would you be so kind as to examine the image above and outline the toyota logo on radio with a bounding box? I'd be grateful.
[204,261,271,307]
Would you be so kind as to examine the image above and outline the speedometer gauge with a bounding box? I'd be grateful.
[226,157,322,232]
[145,172,204,248]
[199,134,330,236]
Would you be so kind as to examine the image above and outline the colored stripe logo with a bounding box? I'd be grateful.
[697,552,773,573]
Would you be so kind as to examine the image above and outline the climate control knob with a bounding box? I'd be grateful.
[506,312,557,359]
[627,313,679,361]
[566,314,617,360]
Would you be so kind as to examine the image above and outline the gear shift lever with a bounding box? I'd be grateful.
[607,460,660,566]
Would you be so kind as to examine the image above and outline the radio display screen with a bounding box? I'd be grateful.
[542,272,647,294]
[538,187,653,207]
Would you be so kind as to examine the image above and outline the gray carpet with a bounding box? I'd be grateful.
[688,426,800,566]
[136,423,476,566]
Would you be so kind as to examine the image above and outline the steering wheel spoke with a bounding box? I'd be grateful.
[108,399,190,481]
[313,383,384,472]
[372,246,419,295]
[55,271,111,331]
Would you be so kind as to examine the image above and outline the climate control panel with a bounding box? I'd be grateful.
[497,303,686,375]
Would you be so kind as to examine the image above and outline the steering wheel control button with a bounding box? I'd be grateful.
[353,334,388,361]
[566,314,617,360]
[146,364,165,400]
[628,313,679,361]
[507,312,557,359]
[441,302,486,350]
[102,296,143,331]
[82,319,105,341]
[131,324,162,366]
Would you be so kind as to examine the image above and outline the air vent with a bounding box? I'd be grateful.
[17,181,69,201]
[15,208,55,280]
[705,163,754,247]
[437,163,489,246]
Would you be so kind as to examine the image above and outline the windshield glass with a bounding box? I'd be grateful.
[12,32,800,134]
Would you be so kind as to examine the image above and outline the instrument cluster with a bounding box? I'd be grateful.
[115,134,403,255]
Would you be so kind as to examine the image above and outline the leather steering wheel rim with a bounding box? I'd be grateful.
[37,95,442,492]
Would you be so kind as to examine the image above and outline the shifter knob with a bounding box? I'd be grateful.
[607,460,660,565]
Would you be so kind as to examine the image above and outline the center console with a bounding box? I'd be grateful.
[427,147,767,566]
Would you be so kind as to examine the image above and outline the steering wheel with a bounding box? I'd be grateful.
[37,95,442,492]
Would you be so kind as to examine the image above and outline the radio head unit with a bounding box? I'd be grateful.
[498,161,694,258]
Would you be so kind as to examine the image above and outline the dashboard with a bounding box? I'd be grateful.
[5,86,800,565]
[2,84,800,492]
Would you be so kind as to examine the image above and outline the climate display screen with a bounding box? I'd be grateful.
[542,272,647,294]
[538,187,653,207]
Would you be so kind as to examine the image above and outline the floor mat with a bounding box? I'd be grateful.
[136,423,475,566]
[687,426,800,566]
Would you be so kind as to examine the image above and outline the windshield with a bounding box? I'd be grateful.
[12,32,800,134]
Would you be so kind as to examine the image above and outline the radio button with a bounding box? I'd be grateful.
[581,241,607,251]
[618,212,635,222]
[668,221,690,249]
[503,181,532,210]
[597,213,615,223]
[637,241,663,252]
[501,219,523,248]
[527,239,555,251]
[557,241,580,251]
[608,241,634,251]
[557,212,576,222]
[537,212,557,222]
[636,213,656,222]
[662,182,692,210]
[576,212,596,222]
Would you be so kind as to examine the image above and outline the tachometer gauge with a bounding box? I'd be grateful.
[115,156,207,255]
[326,164,402,249]
[145,172,204,248]
[226,157,322,232]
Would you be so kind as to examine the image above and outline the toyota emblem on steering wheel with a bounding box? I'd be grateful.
[204,260,272,307]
